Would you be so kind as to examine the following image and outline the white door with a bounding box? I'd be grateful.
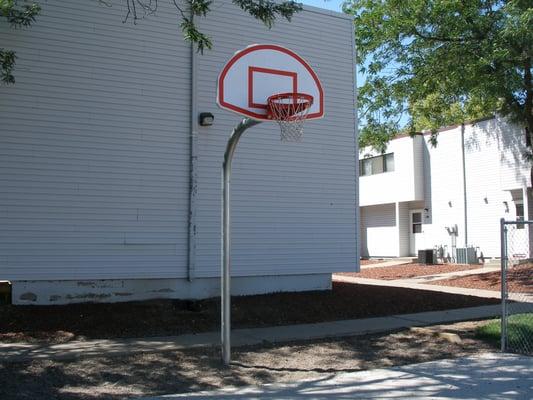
[409,209,425,256]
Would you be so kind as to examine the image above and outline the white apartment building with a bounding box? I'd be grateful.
[359,116,532,260]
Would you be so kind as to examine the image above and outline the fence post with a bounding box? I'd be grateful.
[500,218,507,352]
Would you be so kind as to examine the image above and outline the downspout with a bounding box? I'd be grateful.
[187,18,198,281]
[351,16,360,270]
[461,123,468,248]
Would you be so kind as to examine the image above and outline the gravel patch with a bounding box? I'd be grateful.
[0,321,497,400]
[338,263,481,280]
[0,282,498,345]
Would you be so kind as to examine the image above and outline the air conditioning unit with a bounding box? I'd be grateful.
[456,247,478,264]
[418,249,436,265]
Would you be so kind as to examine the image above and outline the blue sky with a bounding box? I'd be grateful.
[301,0,366,88]
[301,0,345,12]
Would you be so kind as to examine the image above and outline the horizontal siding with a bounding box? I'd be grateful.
[360,204,397,257]
[0,0,191,280]
[0,1,357,281]
[194,3,358,277]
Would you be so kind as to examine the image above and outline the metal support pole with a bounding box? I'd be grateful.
[222,117,261,365]
[500,218,507,352]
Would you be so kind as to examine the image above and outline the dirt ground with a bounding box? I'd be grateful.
[338,263,480,280]
[431,264,532,293]
[0,282,499,344]
[0,320,497,400]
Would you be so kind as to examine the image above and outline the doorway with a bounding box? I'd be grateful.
[409,209,424,256]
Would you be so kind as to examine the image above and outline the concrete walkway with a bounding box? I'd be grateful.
[142,352,533,399]
[333,274,533,303]
[360,258,415,269]
[399,265,500,284]
[334,274,502,299]
[0,304,509,363]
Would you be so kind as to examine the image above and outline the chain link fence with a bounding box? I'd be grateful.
[500,219,533,354]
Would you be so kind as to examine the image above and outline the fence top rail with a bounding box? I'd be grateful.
[502,220,533,225]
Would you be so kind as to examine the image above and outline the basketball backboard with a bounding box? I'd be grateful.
[217,44,324,121]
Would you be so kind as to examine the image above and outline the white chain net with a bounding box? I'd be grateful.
[268,93,312,143]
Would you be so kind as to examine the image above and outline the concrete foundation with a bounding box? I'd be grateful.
[11,274,332,305]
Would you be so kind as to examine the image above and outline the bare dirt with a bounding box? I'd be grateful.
[0,282,499,344]
[339,263,481,280]
[430,264,533,293]
[0,320,497,400]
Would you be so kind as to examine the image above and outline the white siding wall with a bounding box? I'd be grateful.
[193,4,358,277]
[397,202,410,257]
[360,204,397,257]
[0,1,191,280]
[463,119,510,257]
[0,1,358,282]
[423,126,467,252]
[359,136,423,206]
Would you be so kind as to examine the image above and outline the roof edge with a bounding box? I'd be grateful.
[392,115,496,141]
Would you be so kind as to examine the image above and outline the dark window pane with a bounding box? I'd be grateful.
[516,203,525,229]
[384,153,394,172]
[412,212,422,223]
[413,224,422,233]
[362,159,372,175]
[371,156,384,174]
[516,203,524,218]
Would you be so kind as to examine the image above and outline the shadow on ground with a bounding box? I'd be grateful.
[0,321,500,399]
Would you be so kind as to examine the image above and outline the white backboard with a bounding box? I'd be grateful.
[217,44,324,121]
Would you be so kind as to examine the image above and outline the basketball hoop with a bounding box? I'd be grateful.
[267,92,313,142]
[217,44,325,365]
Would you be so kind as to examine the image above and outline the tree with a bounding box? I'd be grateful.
[343,0,533,152]
[1,0,302,85]
[0,0,40,83]
[119,0,302,53]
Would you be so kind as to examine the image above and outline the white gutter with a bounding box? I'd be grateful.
[461,123,468,248]
[351,16,360,270]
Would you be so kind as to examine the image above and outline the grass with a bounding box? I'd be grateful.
[476,314,533,351]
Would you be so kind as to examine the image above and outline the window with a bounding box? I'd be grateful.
[359,153,395,176]
[384,153,395,172]
[516,202,524,229]
[412,212,422,233]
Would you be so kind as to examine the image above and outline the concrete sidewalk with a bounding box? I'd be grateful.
[334,274,533,303]
[0,304,507,363]
[398,265,500,283]
[142,352,533,399]
[360,258,415,269]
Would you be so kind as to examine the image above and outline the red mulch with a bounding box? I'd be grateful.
[430,264,533,293]
[339,263,481,281]
[0,282,498,344]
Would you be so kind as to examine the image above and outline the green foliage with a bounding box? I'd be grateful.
[0,49,16,84]
[3,0,301,84]
[0,0,40,84]
[344,0,533,152]
[120,0,303,53]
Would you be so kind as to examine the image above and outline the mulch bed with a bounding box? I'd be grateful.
[0,282,499,344]
[430,264,532,293]
[338,263,481,281]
